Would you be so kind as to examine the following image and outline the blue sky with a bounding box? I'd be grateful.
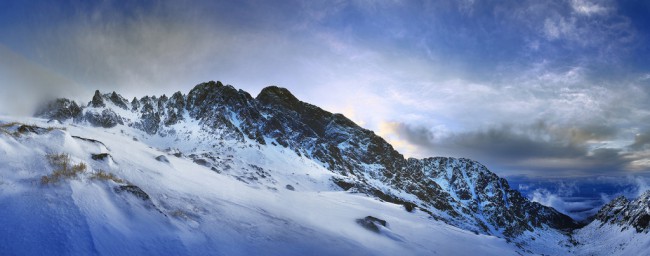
[2,0,650,218]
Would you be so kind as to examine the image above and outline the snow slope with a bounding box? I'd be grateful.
[573,220,650,256]
[40,83,577,241]
[4,82,650,255]
[0,117,522,256]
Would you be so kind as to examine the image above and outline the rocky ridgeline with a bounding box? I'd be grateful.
[595,191,650,233]
[34,80,578,237]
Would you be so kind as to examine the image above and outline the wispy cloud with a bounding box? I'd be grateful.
[512,175,650,220]
[570,0,610,16]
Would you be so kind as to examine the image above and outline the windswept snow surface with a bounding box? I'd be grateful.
[573,220,650,256]
[0,117,522,256]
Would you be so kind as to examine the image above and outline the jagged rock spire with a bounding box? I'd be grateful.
[595,191,650,232]
[131,97,140,111]
[90,90,105,108]
[109,91,128,110]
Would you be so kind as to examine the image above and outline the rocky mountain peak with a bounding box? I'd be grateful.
[256,86,300,109]
[109,91,129,110]
[595,191,650,232]
[34,98,83,121]
[90,90,105,108]
[131,97,140,111]
[639,190,650,200]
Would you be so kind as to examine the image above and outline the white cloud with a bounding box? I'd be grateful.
[543,17,577,40]
[571,0,609,16]
[531,188,598,220]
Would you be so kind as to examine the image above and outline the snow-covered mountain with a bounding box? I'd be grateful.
[593,191,650,233]
[0,80,648,255]
[35,81,578,237]
[572,192,650,255]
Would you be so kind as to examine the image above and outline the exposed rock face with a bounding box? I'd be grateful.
[109,91,129,110]
[91,153,111,161]
[595,191,650,232]
[164,92,185,126]
[115,185,151,201]
[90,90,105,108]
[131,97,140,111]
[34,80,578,238]
[396,157,578,236]
[84,109,123,128]
[34,98,83,121]
[138,100,161,134]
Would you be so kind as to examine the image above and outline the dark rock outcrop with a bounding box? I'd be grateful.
[595,191,650,232]
[90,90,105,108]
[163,92,185,126]
[356,216,388,233]
[85,109,123,128]
[91,153,111,161]
[115,185,151,201]
[34,98,82,122]
[131,97,140,111]
[137,98,160,134]
[109,91,129,110]
[16,124,50,135]
[71,136,107,147]
[155,155,170,163]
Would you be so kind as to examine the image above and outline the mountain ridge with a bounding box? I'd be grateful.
[594,191,650,232]
[35,80,579,238]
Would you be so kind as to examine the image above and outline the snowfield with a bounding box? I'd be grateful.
[0,116,525,256]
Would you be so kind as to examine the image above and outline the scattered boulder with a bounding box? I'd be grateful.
[285,184,295,191]
[193,158,209,167]
[155,155,169,163]
[114,185,165,215]
[356,216,388,233]
[332,178,355,191]
[164,148,183,157]
[91,153,111,161]
[114,185,151,201]
[17,125,49,135]
[403,202,416,213]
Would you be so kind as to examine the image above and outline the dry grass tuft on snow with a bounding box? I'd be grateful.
[90,170,126,184]
[41,153,87,185]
